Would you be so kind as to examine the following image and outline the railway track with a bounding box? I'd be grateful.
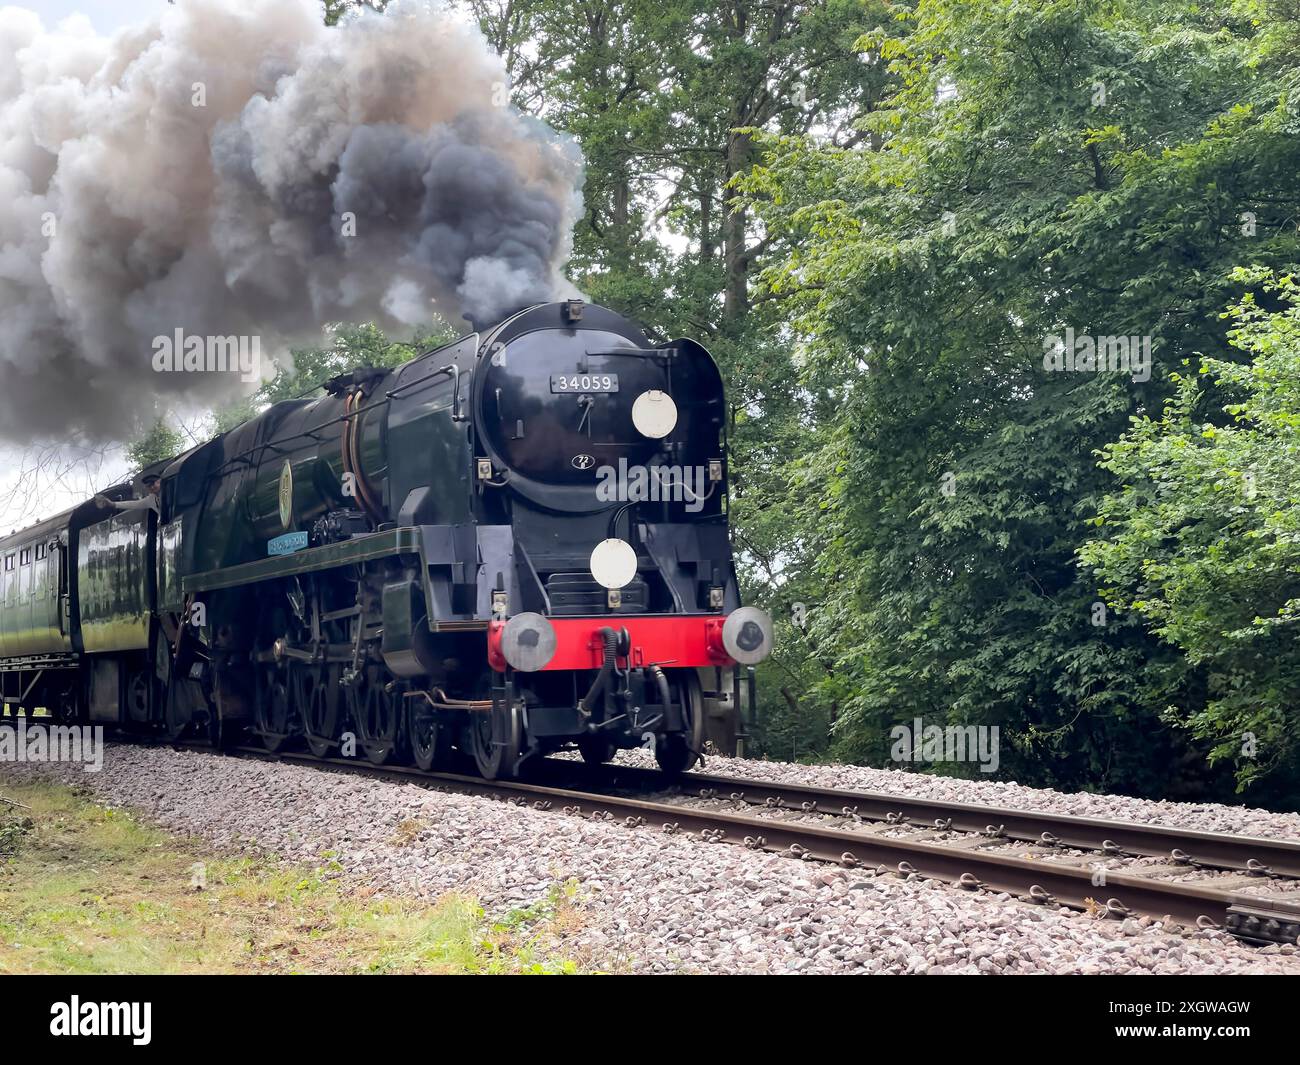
[537,761,1300,877]
[177,742,1300,948]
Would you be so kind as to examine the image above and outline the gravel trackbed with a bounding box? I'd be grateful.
[3,744,1298,975]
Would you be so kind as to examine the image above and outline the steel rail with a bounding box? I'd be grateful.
[538,761,1300,879]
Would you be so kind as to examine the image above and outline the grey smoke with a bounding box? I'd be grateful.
[0,0,583,442]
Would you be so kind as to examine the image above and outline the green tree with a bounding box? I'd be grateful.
[126,421,185,472]
[324,0,389,26]
[1082,268,1300,794]
[740,0,1300,794]
[213,321,456,434]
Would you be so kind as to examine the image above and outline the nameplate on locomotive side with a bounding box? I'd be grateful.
[550,373,618,393]
[267,531,309,556]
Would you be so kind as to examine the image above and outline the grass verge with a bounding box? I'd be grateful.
[0,776,585,974]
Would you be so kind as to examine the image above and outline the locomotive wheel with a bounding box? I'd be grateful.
[577,735,617,766]
[296,664,341,758]
[350,667,403,766]
[655,672,705,775]
[471,702,523,780]
[407,695,442,772]
[255,666,293,753]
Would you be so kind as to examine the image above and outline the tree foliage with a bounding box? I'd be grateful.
[125,422,185,472]
[212,322,457,434]
[1083,268,1300,790]
[739,0,1300,797]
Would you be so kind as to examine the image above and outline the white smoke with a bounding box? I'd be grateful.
[0,0,584,441]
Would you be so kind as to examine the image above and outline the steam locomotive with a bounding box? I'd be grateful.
[0,301,772,778]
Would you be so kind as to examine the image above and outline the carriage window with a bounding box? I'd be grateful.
[3,555,12,571]
[35,543,45,561]
[19,548,31,566]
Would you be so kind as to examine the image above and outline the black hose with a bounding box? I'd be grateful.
[649,665,673,729]
[578,627,619,717]
[607,502,636,539]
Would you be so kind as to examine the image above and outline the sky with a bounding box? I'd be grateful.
[20,0,170,33]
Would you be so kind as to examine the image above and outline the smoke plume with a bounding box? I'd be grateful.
[0,0,583,441]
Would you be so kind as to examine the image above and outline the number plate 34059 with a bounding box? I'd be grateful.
[551,374,619,393]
